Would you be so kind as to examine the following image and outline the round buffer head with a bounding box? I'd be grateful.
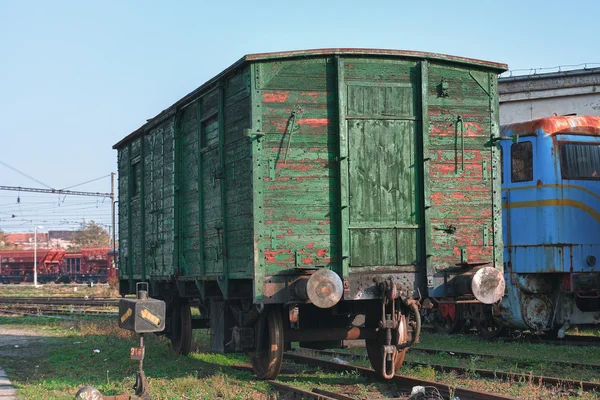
[306,269,343,308]
[471,267,505,304]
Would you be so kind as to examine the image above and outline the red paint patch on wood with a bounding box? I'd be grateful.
[300,91,320,102]
[317,249,327,257]
[264,249,292,263]
[298,118,329,127]
[263,91,289,103]
[275,162,315,172]
[302,257,313,264]
[305,242,315,249]
[269,184,300,190]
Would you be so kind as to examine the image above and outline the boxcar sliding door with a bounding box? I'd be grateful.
[340,59,421,270]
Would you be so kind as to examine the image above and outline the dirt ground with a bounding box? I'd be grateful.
[0,323,56,359]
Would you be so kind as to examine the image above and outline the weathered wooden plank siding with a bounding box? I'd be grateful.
[117,146,129,280]
[179,102,201,276]
[343,59,421,269]
[138,120,175,278]
[258,58,338,274]
[129,137,143,279]
[426,64,495,268]
[223,68,253,275]
[170,67,254,279]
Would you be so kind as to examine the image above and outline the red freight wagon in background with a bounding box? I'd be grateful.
[0,249,65,283]
[0,248,117,284]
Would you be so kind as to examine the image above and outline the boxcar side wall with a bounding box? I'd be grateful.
[117,67,254,294]
[118,118,176,291]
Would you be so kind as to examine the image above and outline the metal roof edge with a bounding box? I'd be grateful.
[243,48,507,71]
[499,67,600,83]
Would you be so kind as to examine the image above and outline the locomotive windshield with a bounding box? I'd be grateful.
[560,143,600,179]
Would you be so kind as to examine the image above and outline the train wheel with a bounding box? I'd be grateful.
[170,301,192,355]
[475,319,505,339]
[432,300,464,334]
[365,306,407,377]
[250,306,284,380]
[366,340,407,375]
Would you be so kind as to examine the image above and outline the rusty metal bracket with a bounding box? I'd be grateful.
[455,115,465,172]
[437,78,449,98]
[283,105,304,164]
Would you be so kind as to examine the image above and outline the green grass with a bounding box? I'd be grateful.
[1,316,600,400]
[0,316,372,400]
[0,316,270,399]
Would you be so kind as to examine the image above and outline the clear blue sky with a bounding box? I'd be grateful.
[0,0,598,232]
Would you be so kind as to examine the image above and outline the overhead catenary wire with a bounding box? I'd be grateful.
[60,174,111,190]
[0,159,53,189]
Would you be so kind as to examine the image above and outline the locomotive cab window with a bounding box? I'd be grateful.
[560,143,600,179]
[511,142,533,182]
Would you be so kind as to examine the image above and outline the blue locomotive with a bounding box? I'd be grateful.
[429,116,600,337]
[494,115,600,336]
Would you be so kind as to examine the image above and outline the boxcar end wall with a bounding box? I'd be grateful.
[114,50,506,305]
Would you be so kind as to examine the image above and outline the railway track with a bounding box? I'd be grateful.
[0,296,119,306]
[297,349,600,394]
[283,353,518,400]
[411,346,600,371]
[0,296,119,316]
[234,354,516,400]
[421,325,600,346]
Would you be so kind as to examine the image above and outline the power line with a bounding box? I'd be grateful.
[0,185,112,198]
[60,174,111,190]
[0,159,53,189]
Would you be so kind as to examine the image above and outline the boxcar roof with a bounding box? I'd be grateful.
[113,48,508,149]
[500,115,600,137]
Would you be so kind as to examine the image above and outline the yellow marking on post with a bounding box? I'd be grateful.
[140,308,161,327]
[120,307,132,324]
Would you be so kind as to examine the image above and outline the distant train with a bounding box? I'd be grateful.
[0,248,118,284]
[431,116,600,337]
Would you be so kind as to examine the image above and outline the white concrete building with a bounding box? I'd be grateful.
[499,67,600,125]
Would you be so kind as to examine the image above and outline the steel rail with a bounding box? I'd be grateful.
[0,305,118,316]
[268,381,342,400]
[407,361,600,392]
[421,325,600,346]
[284,353,518,400]
[232,364,360,399]
[299,349,600,393]
[411,346,600,371]
[0,297,119,307]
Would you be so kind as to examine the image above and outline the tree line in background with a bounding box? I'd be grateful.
[0,221,111,251]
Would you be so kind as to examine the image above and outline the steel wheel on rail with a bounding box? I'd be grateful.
[475,318,506,339]
[250,306,284,380]
[170,301,192,355]
[365,306,407,376]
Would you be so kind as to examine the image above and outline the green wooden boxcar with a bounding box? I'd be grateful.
[114,49,507,379]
